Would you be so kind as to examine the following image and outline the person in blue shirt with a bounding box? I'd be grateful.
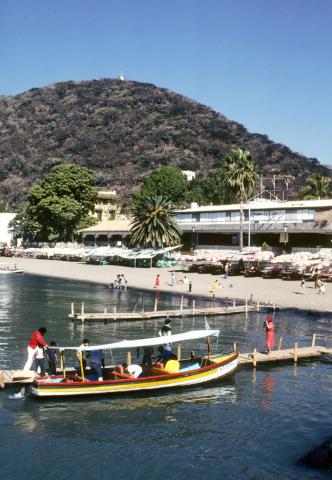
[88,349,105,381]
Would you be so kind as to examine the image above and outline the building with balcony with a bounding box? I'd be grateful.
[174,199,332,251]
[93,190,122,223]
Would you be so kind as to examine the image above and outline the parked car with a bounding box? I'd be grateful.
[261,265,283,279]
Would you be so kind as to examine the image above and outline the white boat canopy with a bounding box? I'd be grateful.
[56,329,220,352]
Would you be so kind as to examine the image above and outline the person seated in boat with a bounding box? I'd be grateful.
[164,356,180,374]
[88,349,105,381]
[125,364,143,378]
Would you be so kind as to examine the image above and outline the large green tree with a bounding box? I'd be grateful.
[301,174,331,200]
[130,195,182,248]
[23,164,98,242]
[223,148,259,249]
[133,167,189,206]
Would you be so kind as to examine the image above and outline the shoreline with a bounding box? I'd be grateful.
[3,257,332,313]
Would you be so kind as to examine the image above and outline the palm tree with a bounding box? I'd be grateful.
[223,148,259,249]
[130,195,182,248]
[301,174,331,200]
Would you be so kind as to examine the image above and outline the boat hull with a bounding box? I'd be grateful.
[30,353,238,398]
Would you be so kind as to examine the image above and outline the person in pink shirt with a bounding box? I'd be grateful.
[264,317,275,354]
[23,327,48,371]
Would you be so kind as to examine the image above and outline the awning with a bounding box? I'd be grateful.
[56,329,220,352]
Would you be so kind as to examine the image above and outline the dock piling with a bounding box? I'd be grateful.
[278,336,283,350]
[81,302,85,324]
[113,306,117,320]
[177,344,181,360]
[192,300,196,316]
[245,298,248,315]
[154,297,158,312]
[256,299,260,312]
[311,333,317,347]
[71,302,74,316]
[233,342,237,353]
[127,351,132,365]
[253,348,257,367]
[294,342,298,362]
[233,299,236,307]
[180,295,184,310]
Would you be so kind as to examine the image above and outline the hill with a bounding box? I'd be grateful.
[0,78,329,208]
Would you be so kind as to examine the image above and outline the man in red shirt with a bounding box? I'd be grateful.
[23,327,48,371]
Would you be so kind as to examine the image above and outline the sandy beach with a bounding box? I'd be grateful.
[3,257,331,313]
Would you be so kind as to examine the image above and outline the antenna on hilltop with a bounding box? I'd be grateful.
[119,72,125,81]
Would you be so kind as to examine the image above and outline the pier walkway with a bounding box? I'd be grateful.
[1,341,330,388]
[68,297,262,323]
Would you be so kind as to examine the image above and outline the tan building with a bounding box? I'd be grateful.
[94,190,122,223]
[81,219,132,246]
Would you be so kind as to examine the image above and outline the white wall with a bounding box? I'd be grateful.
[0,213,16,245]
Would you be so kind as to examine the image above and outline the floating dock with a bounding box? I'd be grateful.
[68,297,260,323]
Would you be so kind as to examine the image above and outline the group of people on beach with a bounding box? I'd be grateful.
[154,272,192,292]
[108,273,128,290]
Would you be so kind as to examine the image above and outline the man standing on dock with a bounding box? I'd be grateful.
[23,327,48,371]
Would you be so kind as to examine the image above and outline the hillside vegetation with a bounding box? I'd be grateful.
[0,78,329,208]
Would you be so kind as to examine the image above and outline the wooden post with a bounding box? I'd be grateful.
[294,342,298,362]
[60,352,66,379]
[278,336,283,350]
[233,342,237,353]
[113,306,117,320]
[245,298,248,315]
[104,307,107,315]
[180,294,184,310]
[154,297,158,312]
[253,348,257,367]
[256,299,260,312]
[311,333,317,347]
[177,344,181,360]
[81,302,85,324]
[79,351,85,383]
[141,294,145,314]
[71,302,74,315]
[192,300,196,316]
[233,299,236,307]
[225,297,228,309]
[127,351,132,365]
[0,370,4,389]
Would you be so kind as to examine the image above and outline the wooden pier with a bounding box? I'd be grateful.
[1,335,330,389]
[68,296,259,323]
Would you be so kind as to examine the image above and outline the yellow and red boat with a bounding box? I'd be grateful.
[30,329,238,398]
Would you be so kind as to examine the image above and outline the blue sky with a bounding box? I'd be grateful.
[1,0,332,166]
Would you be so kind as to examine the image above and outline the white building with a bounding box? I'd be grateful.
[0,213,16,245]
[174,199,332,250]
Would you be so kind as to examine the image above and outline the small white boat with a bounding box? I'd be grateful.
[0,263,24,274]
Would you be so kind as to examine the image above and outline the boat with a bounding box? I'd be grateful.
[30,329,238,398]
[0,263,24,274]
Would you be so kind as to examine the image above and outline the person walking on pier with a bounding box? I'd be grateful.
[23,327,48,371]
[264,317,275,354]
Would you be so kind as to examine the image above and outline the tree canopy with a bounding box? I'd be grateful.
[223,148,259,249]
[130,195,182,248]
[22,164,98,242]
[133,167,189,206]
[301,174,331,200]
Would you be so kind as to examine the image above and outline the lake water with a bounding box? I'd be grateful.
[0,274,331,480]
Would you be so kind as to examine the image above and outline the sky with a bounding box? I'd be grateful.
[1,0,332,166]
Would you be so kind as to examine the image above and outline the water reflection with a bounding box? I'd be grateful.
[261,374,275,410]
